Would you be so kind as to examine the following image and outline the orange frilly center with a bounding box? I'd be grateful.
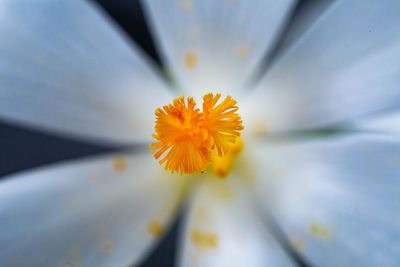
[150,93,244,175]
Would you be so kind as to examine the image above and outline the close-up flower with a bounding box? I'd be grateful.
[1,0,399,266]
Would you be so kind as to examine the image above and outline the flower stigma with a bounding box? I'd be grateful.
[150,93,244,176]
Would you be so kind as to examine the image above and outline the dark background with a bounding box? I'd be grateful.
[0,0,332,266]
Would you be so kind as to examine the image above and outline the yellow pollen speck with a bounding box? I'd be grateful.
[113,155,127,172]
[147,220,164,238]
[184,51,198,69]
[236,44,250,58]
[180,0,193,12]
[150,94,244,175]
[291,237,304,250]
[308,222,332,240]
[101,241,114,254]
[191,230,218,247]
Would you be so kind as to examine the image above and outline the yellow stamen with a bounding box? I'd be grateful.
[201,93,244,156]
[150,94,244,175]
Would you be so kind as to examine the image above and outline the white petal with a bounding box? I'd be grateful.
[177,176,295,267]
[253,134,400,266]
[141,0,295,97]
[245,0,400,133]
[0,0,172,144]
[354,111,400,135]
[0,151,185,267]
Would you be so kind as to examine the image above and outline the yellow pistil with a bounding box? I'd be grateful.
[150,94,244,175]
[211,137,243,178]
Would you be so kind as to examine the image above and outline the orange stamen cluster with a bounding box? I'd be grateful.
[150,93,244,174]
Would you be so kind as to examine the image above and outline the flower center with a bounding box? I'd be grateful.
[150,93,244,175]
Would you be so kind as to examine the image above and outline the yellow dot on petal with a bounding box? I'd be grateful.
[148,220,164,238]
[180,0,192,12]
[190,230,218,247]
[101,241,114,254]
[236,44,251,58]
[308,222,332,240]
[184,51,198,69]
[112,155,127,172]
[291,237,304,250]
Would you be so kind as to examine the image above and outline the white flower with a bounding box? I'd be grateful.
[0,0,399,267]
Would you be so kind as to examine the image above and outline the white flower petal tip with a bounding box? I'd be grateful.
[177,177,296,267]
[353,111,400,135]
[248,0,400,133]
[0,152,186,267]
[254,134,400,266]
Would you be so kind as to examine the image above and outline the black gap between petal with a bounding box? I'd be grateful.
[263,211,315,267]
[249,0,336,87]
[137,209,184,267]
[0,120,143,179]
[91,0,163,67]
